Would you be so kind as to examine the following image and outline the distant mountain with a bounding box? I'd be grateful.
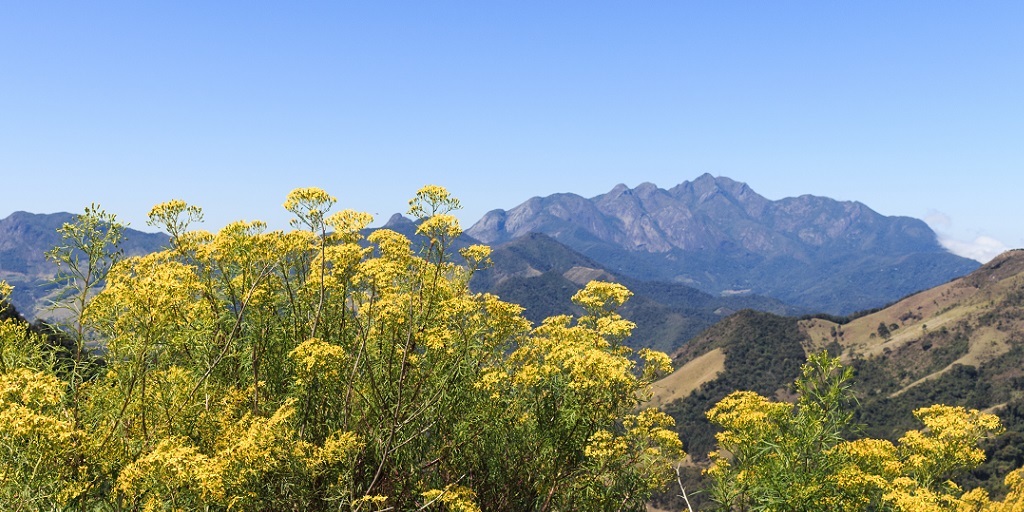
[466,174,980,315]
[0,211,169,319]
[470,232,794,354]
[653,249,1024,503]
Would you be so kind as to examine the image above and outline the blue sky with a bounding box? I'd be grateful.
[2,2,1021,262]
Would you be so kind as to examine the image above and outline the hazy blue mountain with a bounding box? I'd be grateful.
[466,174,980,314]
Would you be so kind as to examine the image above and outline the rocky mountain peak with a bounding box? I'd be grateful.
[470,210,508,244]
[465,175,979,314]
[607,183,631,197]
[383,213,416,229]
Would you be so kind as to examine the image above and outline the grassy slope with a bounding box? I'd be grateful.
[647,348,725,409]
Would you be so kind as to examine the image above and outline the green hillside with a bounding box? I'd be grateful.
[651,250,1024,508]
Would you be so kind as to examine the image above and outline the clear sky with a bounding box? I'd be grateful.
[2,2,1021,262]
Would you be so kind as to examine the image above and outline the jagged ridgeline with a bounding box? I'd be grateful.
[0,187,683,510]
[467,174,979,315]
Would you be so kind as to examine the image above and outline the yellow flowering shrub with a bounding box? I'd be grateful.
[983,468,1024,511]
[0,368,84,507]
[706,353,1018,512]
[4,185,684,510]
[421,484,481,512]
[115,436,225,509]
[900,405,1004,484]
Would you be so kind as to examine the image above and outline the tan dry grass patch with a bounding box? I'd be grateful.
[647,348,726,408]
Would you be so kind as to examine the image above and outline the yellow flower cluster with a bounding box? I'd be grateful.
[289,338,347,385]
[571,281,633,315]
[584,429,625,460]
[459,244,492,269]
[898,405,1003,482]
[326,209,374,242]
[366,229,413,261]
[421,484,481,512]
[148,198,204,238]
[638,348,674,381]
[707,390,790,441]
[408,184,462,219]
[283,186,337,213]
[515,316,635,397]
[115,437,226,507]
[416,213,462,241]
[284,186,338,231]
[313,430,363,469]
[625,409,685,460]
[0,368,64,407]
[837,438,898,466]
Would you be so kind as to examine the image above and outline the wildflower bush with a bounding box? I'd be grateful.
[704,352,1024,511]
[0,186,681,511]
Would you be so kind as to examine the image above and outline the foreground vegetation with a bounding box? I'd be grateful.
[0,187,681,510]
[2,185,1023,511]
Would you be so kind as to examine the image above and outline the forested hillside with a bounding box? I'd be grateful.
[653,251,1024,509]
[469,232,794,354]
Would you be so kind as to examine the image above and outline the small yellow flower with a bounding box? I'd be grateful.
[408,184,462,219]
[459,244,492,269]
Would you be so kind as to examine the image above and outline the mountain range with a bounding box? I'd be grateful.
[0,176,984,338]
[467,174,980,314]
[469,232,794,353]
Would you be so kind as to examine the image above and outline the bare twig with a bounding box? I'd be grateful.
[676,464,694,512]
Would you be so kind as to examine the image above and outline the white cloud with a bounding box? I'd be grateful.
[938,235,1009,263]
[923,209,1008,263]
[923,210,952,230]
